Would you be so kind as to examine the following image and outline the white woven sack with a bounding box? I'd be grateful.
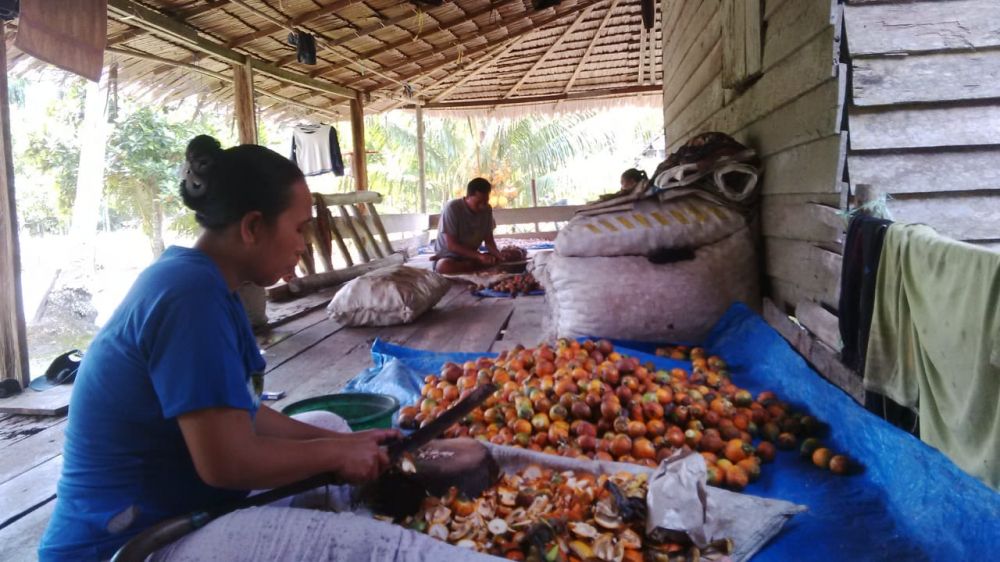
[326,265,450,327]
[555,196,745,258]
[535,227,759,343]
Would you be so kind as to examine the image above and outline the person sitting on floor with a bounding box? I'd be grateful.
[620,168,648,195]
[38,135,398,561]
[433,177,502,274]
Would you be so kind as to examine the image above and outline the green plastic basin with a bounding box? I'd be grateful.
[281,393,400,431]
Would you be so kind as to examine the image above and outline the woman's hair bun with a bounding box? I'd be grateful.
[178,136,304,231]
[181,135,223,202]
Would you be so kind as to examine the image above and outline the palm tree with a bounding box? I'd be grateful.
[364,111,615,213]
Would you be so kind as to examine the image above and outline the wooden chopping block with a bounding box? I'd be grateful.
[365,438,499,519]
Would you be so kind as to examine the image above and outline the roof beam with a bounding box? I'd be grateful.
[364,0,607,90]
[106,45,347,118]
[430,37,523,102]
[564,0,618,93]
[226,0,360,48]
[420,84,662,109]
[307,0,521,81]
[170,0,231,19]
[503,4,594,98]
[227,0,413,90]
[108,28,147,46]
[107,0,357,98]
[108,1,229,46]
[356,0,523,63]
[375,40,516,112]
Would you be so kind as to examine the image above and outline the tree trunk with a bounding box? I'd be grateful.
[150,196,165,258]
[32,77,108,356]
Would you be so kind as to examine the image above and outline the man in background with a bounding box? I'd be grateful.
[433,178,501,274]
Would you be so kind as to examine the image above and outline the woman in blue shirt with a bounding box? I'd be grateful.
[39,135,398,560]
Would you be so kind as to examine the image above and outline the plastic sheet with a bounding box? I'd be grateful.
[471,288,545,299]
[415,241,555,255]
[344,304,1000,560]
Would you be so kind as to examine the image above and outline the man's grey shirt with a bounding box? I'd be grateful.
[435,198,496,259]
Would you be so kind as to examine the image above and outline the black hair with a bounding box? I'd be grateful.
[180,135,305,230]
[621,168,648,183]
[466,177,492,197]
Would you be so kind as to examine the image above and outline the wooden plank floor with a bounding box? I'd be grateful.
[0,284,548,561]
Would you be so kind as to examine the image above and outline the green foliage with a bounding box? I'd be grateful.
[364,112,615,212]
[19,81,87,227]
[14,74,226,250]
[105,106,208,255]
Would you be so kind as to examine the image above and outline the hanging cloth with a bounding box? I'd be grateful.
[865,224,1000,489]
[16,0,106,81]
[290,124,345,177]
[838,214,893,372]
[287,30,317,65]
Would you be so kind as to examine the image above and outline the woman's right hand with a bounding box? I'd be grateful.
[330,429,400,484]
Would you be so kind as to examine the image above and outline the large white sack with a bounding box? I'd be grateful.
[554,195,745,258]
[535,227,759,343]
[326,265,450,327]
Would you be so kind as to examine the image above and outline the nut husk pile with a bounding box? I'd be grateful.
[404,465,730,561]
[479,273,542,297]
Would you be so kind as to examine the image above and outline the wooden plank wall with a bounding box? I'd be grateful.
[845,0,1000,247]
[660,0,846,338]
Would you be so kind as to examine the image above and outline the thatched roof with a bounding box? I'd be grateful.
[4,0,662,121]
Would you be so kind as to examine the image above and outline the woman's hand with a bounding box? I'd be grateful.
[330,429,401,484]
[179,408,402,490]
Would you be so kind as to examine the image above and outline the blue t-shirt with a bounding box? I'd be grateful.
[39,246,265,561]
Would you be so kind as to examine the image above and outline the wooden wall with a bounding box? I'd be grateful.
[660,0,847,347]
[845,0,1000,247]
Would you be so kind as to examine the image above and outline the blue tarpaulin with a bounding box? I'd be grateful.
[344,303,1000,560]
[471,288,546,299]
[416,241,555,255]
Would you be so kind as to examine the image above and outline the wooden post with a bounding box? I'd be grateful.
[350,92,368,191]
[0,33,30,387]
[232,56,266,326]
[232,57,258,144]
[416,104,427,213]
[531,178,539,233]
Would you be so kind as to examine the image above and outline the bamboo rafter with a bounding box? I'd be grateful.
[227,0,412,90]
[503,5,595,98]
[274,4,433,67]
[9,0,662,117]
[226,0,363,48]
[105,46,348,119]
[107,0,358,98]
[564,0,620,93]
[358,0,608,89]
[431,37,523,102]
[308,0,523,82]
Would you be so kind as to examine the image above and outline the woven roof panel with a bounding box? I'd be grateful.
[7,0,662,119]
